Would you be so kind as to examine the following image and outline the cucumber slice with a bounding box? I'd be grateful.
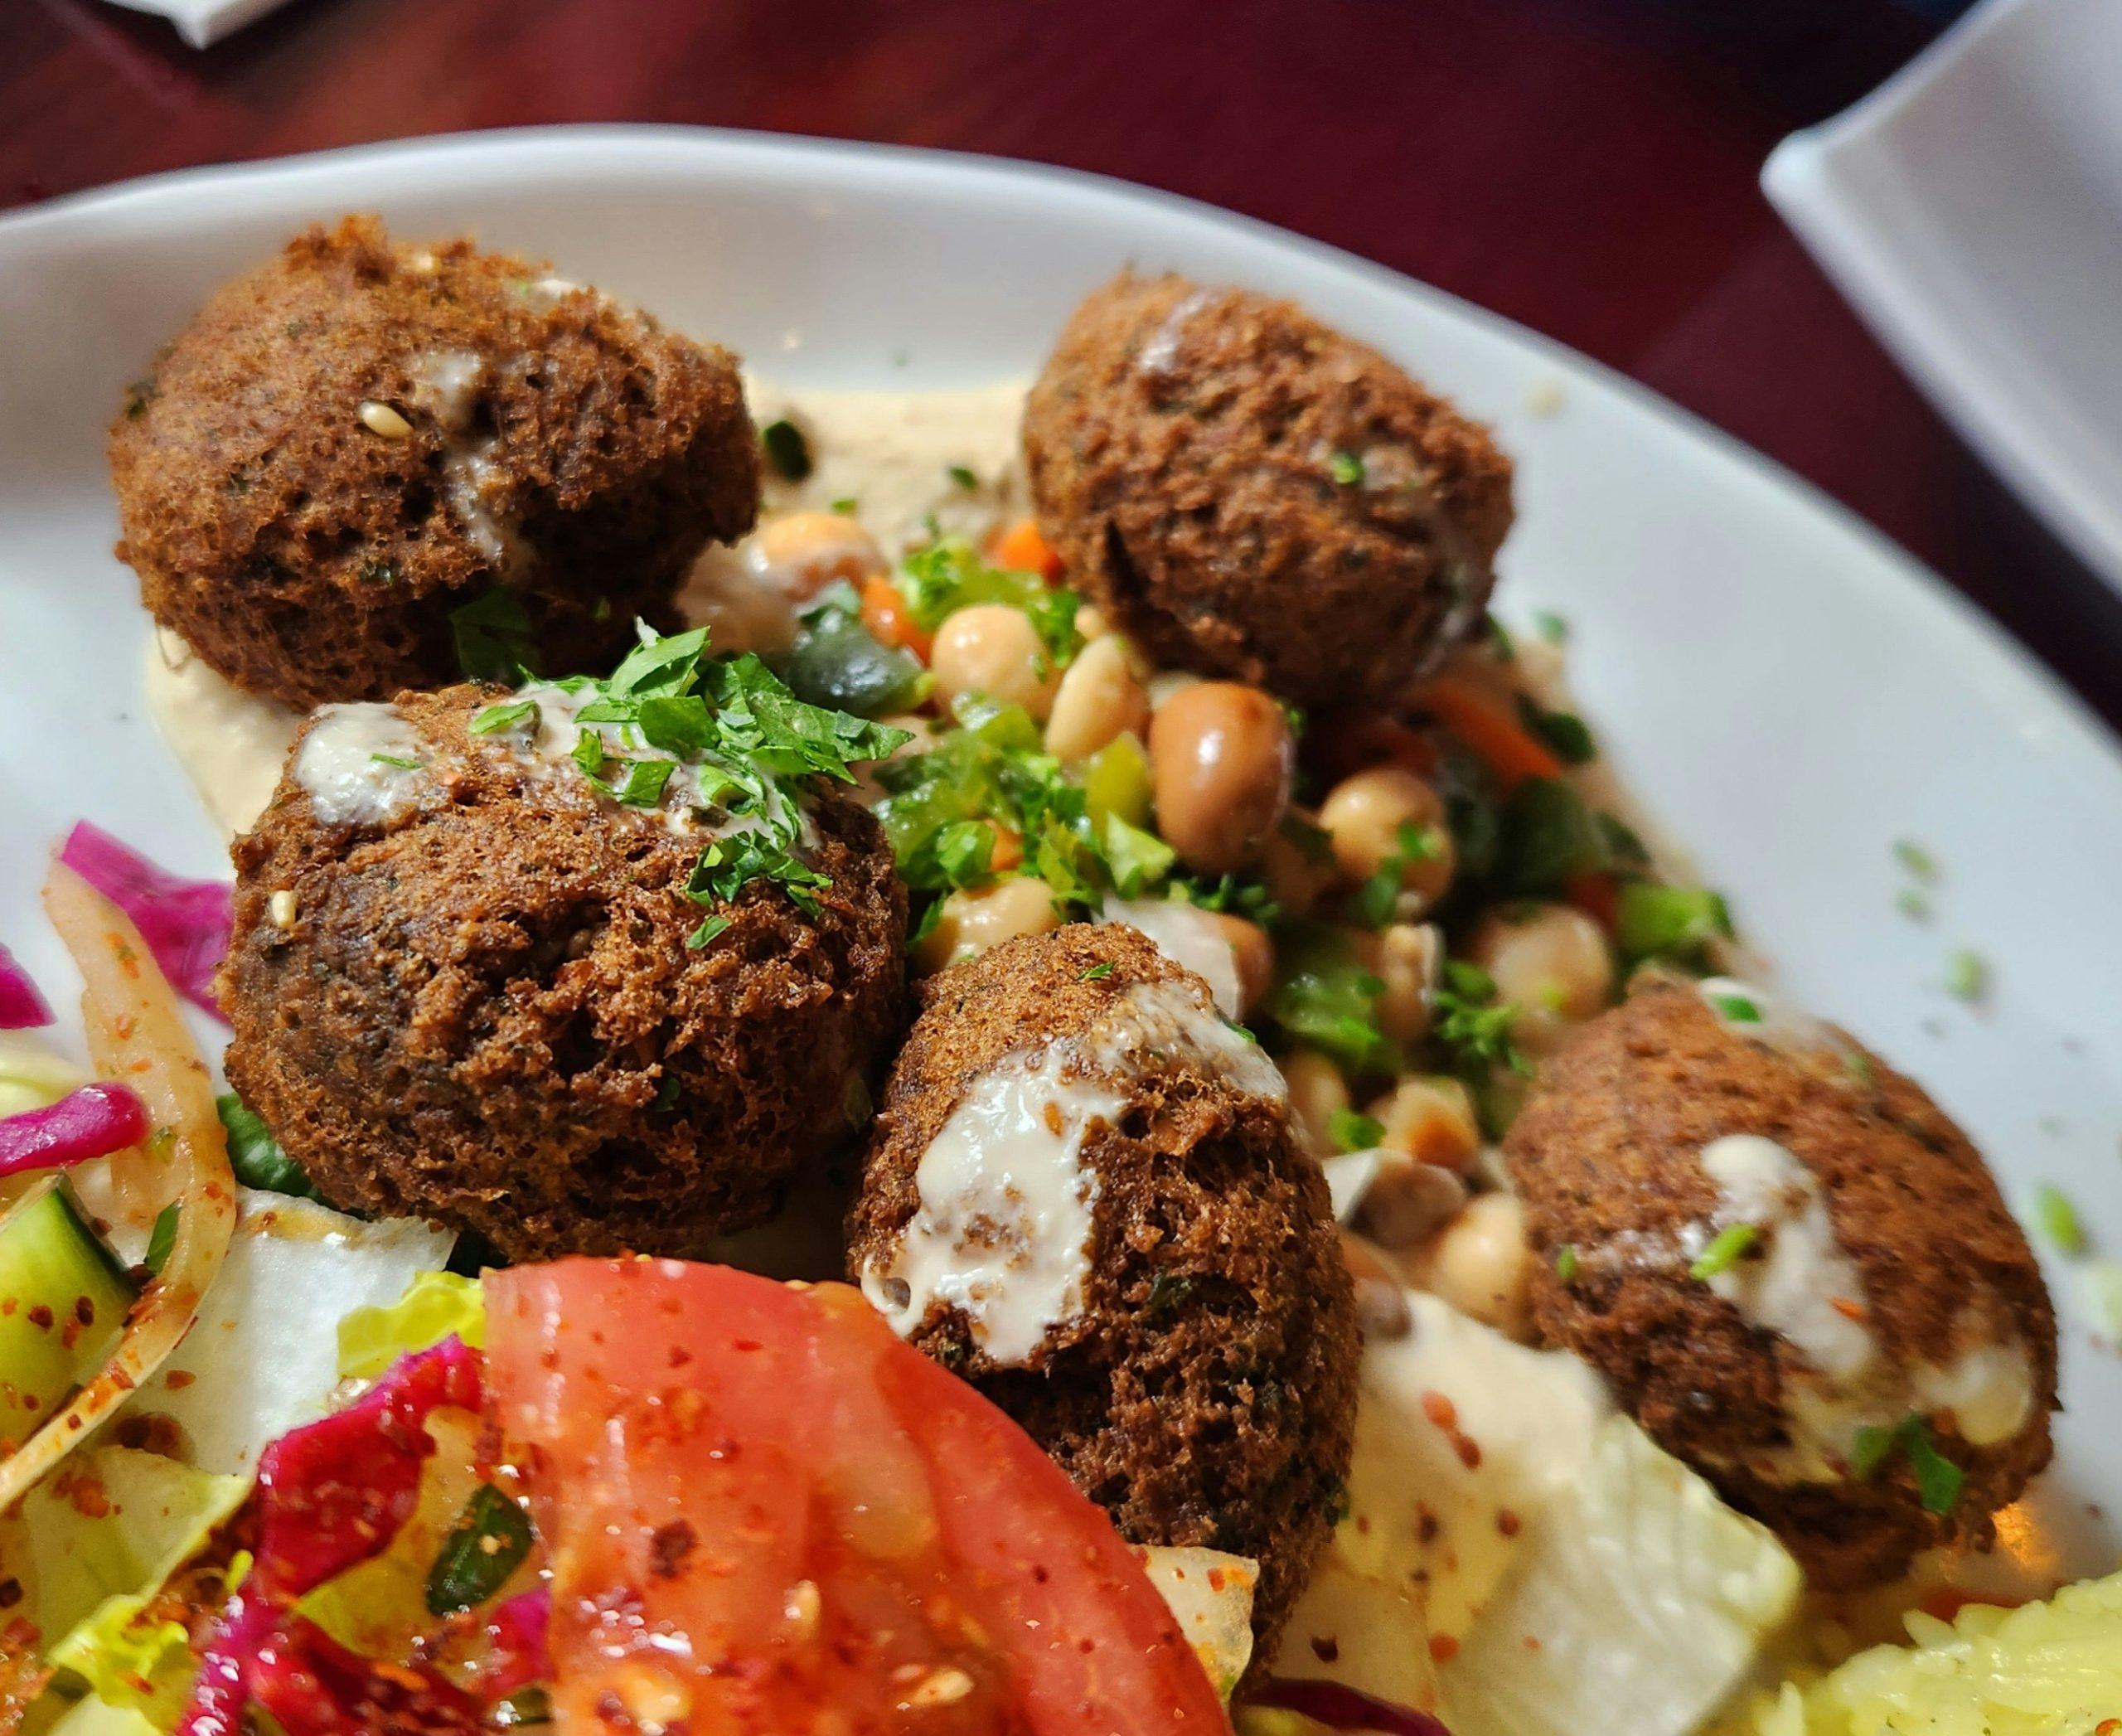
[0,1176,136,1453]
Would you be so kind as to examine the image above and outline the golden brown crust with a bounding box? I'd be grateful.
[110,216,760,707]
[220,684,905,1259]
[1504,979,2056,1587]
[846,925,1359,1658]
[1022,271,1514,709]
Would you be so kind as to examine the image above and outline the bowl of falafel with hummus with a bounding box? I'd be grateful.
[1,158,2120,1736]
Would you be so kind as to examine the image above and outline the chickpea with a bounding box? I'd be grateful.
[928,604,1061,720]
[1318,767,1455,912]
[1365,1076,1480,1172]
[1409,1191,1532,1341]
[913,877,1058,974]
[1148,682,1294,875]
[1465,901,1614,1057]
[1206,913,1275,1017]
[1285,1050,1352,1160]
[750,511,888,598]
[1357,921,1441,1046]
[1044,634,1151,762]
[1350,1151,1468,1250]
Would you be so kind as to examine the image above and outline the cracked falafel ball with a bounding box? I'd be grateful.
[1504,975,2056,1588]
[110,216,759,709]
[219,681,904,1261]
[1022,271,1513,709]
[846,924,1358,1656]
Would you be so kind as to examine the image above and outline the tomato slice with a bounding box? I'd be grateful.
[484,1259,1230,1736]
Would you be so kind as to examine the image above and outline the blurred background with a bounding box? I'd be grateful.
[5,0,2118,725]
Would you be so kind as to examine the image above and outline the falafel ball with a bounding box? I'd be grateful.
[1021,271,1514,709]
[1504,976,2056,1588]
[219,683,904,1261]
[846,925,1358,1654]
[110,216,759,709]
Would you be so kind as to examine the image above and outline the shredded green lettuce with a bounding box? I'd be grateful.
[0,1034,86,1118]
[337,1269,487,1381]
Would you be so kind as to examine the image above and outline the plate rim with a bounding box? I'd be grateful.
[10,119,2117,789]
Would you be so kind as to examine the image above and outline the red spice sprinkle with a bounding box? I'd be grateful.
[166,1370,196,1390]
[733,1338,763,1352]
[74,1296,97,1327]
[1416,1506,1441,1544]
[1830,1297,1868,1322]
[1454,1433,1482,1471]
[1496,1508,1522,1538]
[1524,1635,1543,1652]
[1420,1390,1458,1431]
[27,1304,54,1331]
[1310,1636,1340,1664]
[1429,1634,1459,1664]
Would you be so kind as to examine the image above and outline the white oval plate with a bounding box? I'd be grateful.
[1,124,2117,1577]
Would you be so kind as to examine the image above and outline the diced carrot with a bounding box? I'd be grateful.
[1413,675,1564,791]
[860,574,932,661]
[993,516,1063,582]
[988,824,1025,873]
[1564,871,1619,933]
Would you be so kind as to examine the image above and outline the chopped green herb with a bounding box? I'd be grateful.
[1895,888,1931,920]
[947,464,978,491]
[1350,821,1441,929]
[1102,814,1176,898]
[1329,1108,1386,1153]
[1616,881,1733,964]
[216,1093,322,1202]
[1689,1223,1759,1281]
[1848,1422,1898,1480]
[369,753,420,771]
[1432,960,1532,1080]
[356,558,400,586]
[426,1483,535,1617]
[2034,1184,2088,1257]
[759,418,811,482]
[1892,839,1939,883]
[1533,611,1569,645]
[1514,696,1596,765]
[1078,961,1116,982]
[687,913,732,949]
[449,588,537,683]
[1843,1050,1877,1087]
[1484,614,1515,662]
[1710,992,1761,1024]
[1555,1244,1580,1283]
[470,698,539,737]
[652,1074,683,1113]
[831,496,859,515]
[1266,924,1397,1076]
[896,537,1083,662]
[1944,948,1987,1001]
[143,1203,179,1277]
[1329,450,1365,486]
[1904,1421,1965,1515]
[1497,778,1613,891]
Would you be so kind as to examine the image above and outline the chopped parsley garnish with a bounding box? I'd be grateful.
[947,464,978,491]
[1350,821,1441,929]
[2034,1183,2087,1257]
[1895,888,1931,920]
[1078,961,1115,982]
[1145,1272,1196,1314]
[831,496,859,515]
[1892,838,1940,883]
[1689,1222,1758,1281]
[450,588,538,682]
[1514,696,1596,765]
[894,537,1083,664]
[1533,611,1569,645]
[1850,1415,1964,1514]
[1944,948,1988,1001]
[759,417,812,482]
[470,698,540,736]
[1103,814,1177,897]
[1496,778,1614,892]
[1329,1109,1386,1153]
[1265,924,1397,1076]
[1432,958,1532,1080]
[533,625,907,934]
[370,753,420,770]
[1710,992,1761,1024]
[1484,614,1515,662]
[1555,1244,1580,1283]
[1329,450,1365,486]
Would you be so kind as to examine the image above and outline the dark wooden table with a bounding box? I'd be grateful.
[7,0,2120,730]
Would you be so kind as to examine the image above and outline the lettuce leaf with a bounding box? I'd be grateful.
[337,1269,487,1381]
